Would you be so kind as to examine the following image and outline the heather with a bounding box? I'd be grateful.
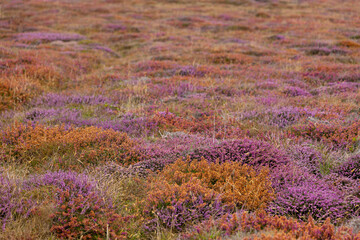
[1,0,360,238]
[15,32,86,43]
[335,154,360,180]
[0,123,143,171]
[160,158,274,210]
[189,139,289,169]
[0,173,34,231]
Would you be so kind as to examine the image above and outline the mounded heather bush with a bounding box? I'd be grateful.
[336,154,360,180]
[267,107,315,128]
[22,171,130,239]
[58,113,158,137]
[288,144,323,176]
[270,163,360,223]
[50,190,130,239]
[323,173,360,197]
[189,139,288,168]
[270,164,317,191]
[269,178,358,223]
[160,158,274,210]
[313,82,360,95]
[22,170,97,197]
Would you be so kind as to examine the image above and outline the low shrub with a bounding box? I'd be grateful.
[189,139,288,169]
[0,123,143,170]
[143,178,224,232]
[160,158,274,210]
[182,211,360,239]
[336,154,360,180]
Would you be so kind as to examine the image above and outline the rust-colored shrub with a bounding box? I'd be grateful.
[291,121,360,150]
[183,211,360,240]
[209,53,251,65]
[0,77,34,111]
[337,40,360,48]
[160,158,274,210]
[0,122,143,170]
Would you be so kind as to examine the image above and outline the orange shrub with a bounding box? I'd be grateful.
[1,122,143,170]
[337,40,360,48]
[0,77,35,111]
[291,121,360,150]
[160,158,274,210]
[209,53,251,65]
[184,211,360,240]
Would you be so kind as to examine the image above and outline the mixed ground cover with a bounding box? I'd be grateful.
[1,0,360,239]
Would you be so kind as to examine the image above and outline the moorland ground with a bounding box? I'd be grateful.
[1,0,360,239]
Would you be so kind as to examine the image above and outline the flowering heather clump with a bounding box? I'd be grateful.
[15,32,86,43]
[189,139,288,169]
[22,170,97,197]
[313,82,360,95]
[0,173,34,230]
[34,93,112,107]
[269,165,360,223]
[323,173,360,197]
[287,144,324,176]
[0,123,143,169]
[337,72,360,82]
[269,178,355,223]
[25,108,60,121]
[269,164,318,191]
[336,154,360,180]
[266,107,316,128]
[22,171,130,239]
[57,112,158,137]
[182,211,360,239]
[50,190,130,239]
[160,158,274,210]
[143,178,224,232]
